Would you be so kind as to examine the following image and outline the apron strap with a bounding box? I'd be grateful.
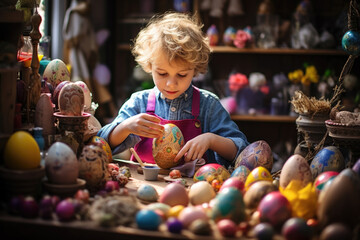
[146,86,200,118]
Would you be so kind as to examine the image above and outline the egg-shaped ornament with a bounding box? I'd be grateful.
[58,82,85,116]
[310,146,345,179]
[244,166,273,190]
[223,26,237,46]
[78,144,110,192]
[52,80,70,108]
[243,181,278,213]
[193,163,230,184]
[152,123,184,169]
[188,181,216,206]
[314,171,339,194]
[342,30,360,55]
[42,59,70,88]
[74,81,92,112]
[4,131,41,170]
[210,187,245,223]
[159,182,189,207]
[207,24,219,46]
[230,165,250,183]
[279,154,312,189]
[90,136,112,163]
[235,140,273,172]
[45,142,79,184]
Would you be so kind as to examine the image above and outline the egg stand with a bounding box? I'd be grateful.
[53,112,91,156]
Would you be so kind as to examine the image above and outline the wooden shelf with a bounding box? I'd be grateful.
[231,114,297,123]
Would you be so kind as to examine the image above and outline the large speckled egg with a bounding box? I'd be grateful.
[235,140,273,172]
[243,181,278,213]
[159,182,189,207]
[45,142,78,184]
[317,169,360,229]
[52,80,70,108]
[137,184,158,202]
[231,165,250,184]
[310,146,345,179]
[78,144,110,191]
[258,191,292,230]
[74,81,92,111]
[90,136,112,163]
[4,131,41,170]
[210,187,245,223]
[193,163,230,183]
[43,59,70,88]
[188,181,216,206]
[314,171,338,194]
[58,83,85,116]
[152,123,184,169]
[280,154,312,189]
[245,166,273,190]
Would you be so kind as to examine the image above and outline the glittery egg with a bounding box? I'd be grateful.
[152,123,184,169]
[231,165,250,183]
[193,163,230,183]
[78,144,110,191]
[223,26,237,46]
[90,136,112,163]
[235,140,273,172]
[313,171,338,193]
[244,166,273,190]
[45,142,78,184]
[310,146,345,179]
[43,59,70,88]
[74,81,92,111]
[279,154,312,189]
[258,191,292,230]
[58,82,85,116]
[210,187,245,223]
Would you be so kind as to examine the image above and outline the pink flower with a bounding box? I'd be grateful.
[228,73,248,91]
[234,30,251,49]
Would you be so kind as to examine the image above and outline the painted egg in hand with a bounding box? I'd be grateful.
[235,140,273,172]
[152,123,184,169]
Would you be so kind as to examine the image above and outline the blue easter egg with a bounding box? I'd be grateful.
[136,209,162,231]
[310,146,345,179]
[342,30,360,55]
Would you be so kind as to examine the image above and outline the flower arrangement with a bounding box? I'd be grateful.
[228,72,248,92]
[288,64,319,87]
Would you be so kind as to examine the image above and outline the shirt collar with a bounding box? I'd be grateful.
[154,85,193,102]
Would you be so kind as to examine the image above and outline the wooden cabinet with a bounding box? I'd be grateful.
[110,0,356,152]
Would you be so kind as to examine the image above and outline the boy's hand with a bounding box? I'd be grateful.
[125,113,164,139]
[174,133,212,162]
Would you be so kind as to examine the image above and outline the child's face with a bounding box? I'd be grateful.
[151,51,194,100]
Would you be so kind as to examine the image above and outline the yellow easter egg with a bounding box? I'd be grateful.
[244,166,273,190]
[168,205,185,218]
[90,136,112,162]
[4,131,41,170]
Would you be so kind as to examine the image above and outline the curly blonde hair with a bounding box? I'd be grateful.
[131,12,211,76]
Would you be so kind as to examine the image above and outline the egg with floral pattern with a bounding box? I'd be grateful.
[43,59,70,88]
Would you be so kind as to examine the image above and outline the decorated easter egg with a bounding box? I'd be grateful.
[314,171,338,193]
[43,59,70,88]
[4,131,41,170]
[152,123,184,169]
[223,26,237,46]
[281,218,312,240]
[159,182,189,207]
[243,181,278,212]
[74,81,92,111]
[178,206,208,228]
[235,140,273,172]
[58,83,85,116]
[219,177,244,193]
[258,191,292,230]
[310,146,345,179]
[244,166,273,190]
[230,165,250,183]
[210,187,245,223]
[78,144,110,191]
[188,181,216,206]
[90,136,112,163]
[193,163,230,183]
[279,154,312,189]
[137,184,158,202]
[52,80,70,108]
[45,142,78,184]
[206,24,219,46]
[136,209,162,231]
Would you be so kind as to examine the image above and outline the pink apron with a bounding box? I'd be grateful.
[130,86,203,164]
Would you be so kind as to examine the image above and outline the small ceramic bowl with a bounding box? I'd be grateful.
[142,166,160,181]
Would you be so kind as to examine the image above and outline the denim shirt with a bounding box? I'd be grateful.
[97,85,249,167]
